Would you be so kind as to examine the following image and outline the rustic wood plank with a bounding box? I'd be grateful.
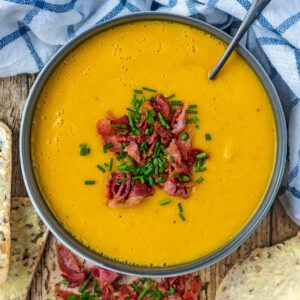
[0,74,298,300]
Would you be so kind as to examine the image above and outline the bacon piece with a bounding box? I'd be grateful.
[128,180,154,203]
[176,137,191,161]
[167,139,182,163]
[163,179,177,196]
[105,172,132,206]
[56,244,85,288]
[157,124,172,146]
[97,118,112,137]
[126,140,141,163]
[171,104,187,135]
[90,266,119,289]
[151,94,172,121]
[54,284,80,300]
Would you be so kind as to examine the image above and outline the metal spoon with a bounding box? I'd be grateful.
[208,0,271,80]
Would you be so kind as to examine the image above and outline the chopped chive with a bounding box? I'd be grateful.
[79,277,91,293]
[205,133,212,141]
[197,152,208,159]
[138,283,153,300]
[171,100,183,106]
[166,93,175,99]
[61,279,70,285]
[103,142,112,153]
[159,199,171,206]
[111,123,128,129]
[195,124,200,129]
[92,280,101,296]
[177,202,183,213]
[179,212,186,221]
[132,282,140,293]
[196,177,204,183]
[84,180,95,185]
[187,109,198,114]
[139,176,145,184]
[104,162,109,167]
[156,176,166,184]
[148,176,154,186]
[180,175,190,182]
[186,116,199,124]
[142,87,157,92]
[67,296,77,300]
[118,164,133,173]
[180,132,189,141]
[128,112,136,132]
[188,104,198,109]
[97,164,106,173]
[169,287,176,295]
[158,112,170,129]
[199,166,207,172]
[117,178,128,184]
[79,144,90,156]
[108,157,113,171]
[201,282,210,293]
[134,89,143,94]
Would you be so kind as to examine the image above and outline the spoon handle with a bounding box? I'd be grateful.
[208,0,272,80]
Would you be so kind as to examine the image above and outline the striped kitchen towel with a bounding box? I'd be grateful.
[0,0,299,224]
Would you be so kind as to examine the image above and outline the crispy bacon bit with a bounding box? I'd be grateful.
[129,179,154,201]
[163,179,177,196]
[106,173,153,208]
[176,137,191,161]
[126,140,141,163]
[167,139,182,163]
[54,284,80,300]
[56,244,85,288]
[105,172,132,206]
[90,266,119,289]
[151,94,172,121]
[171,104,187,134]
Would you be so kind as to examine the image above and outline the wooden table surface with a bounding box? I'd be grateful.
[0,74,299,300]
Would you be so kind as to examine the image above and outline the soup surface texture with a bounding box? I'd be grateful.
[31,21,276,266]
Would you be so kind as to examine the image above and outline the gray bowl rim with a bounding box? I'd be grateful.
[20,12,287,277]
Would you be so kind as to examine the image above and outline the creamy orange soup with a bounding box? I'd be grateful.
[31,21,276,266]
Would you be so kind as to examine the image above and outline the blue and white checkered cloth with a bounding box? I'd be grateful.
[1,0,300,224]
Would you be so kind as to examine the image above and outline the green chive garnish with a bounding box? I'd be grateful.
[166,93,175,99]
[188,104,198,109]
[201,282,210,292]
[138,283,153,300]
[117,178,128,184]
[134,89,143,94]
[108,157,113,171]
[205,133,212,141]
[132,282,140,292]
[177,202,183,213]
[128,112,136,132]
[199,166,207,172]
[142,87,157,92]
[156,176,166,184]
[148,176,154,186]
[180,175,190,182]
[186,116,199,124]
[84,180,95,185]
[79,277,91,293]
[67,296,77,300]
[180,132,189,141]
[61,279,70,285]
[92,280,101,296]
[158,112,170,129]
[103,142,112,153]
[79,144,90,156]
[187,109,198,114]
[111,123,128,129]
[97,164,105,173]
[197,152,208,159]
[159,199,171,206]
[171,100,183,106]
[196,177,204,183]
[169,287,176,295]
[179,213,186,221]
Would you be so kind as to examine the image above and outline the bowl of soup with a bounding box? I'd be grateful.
[20,13,286,276]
